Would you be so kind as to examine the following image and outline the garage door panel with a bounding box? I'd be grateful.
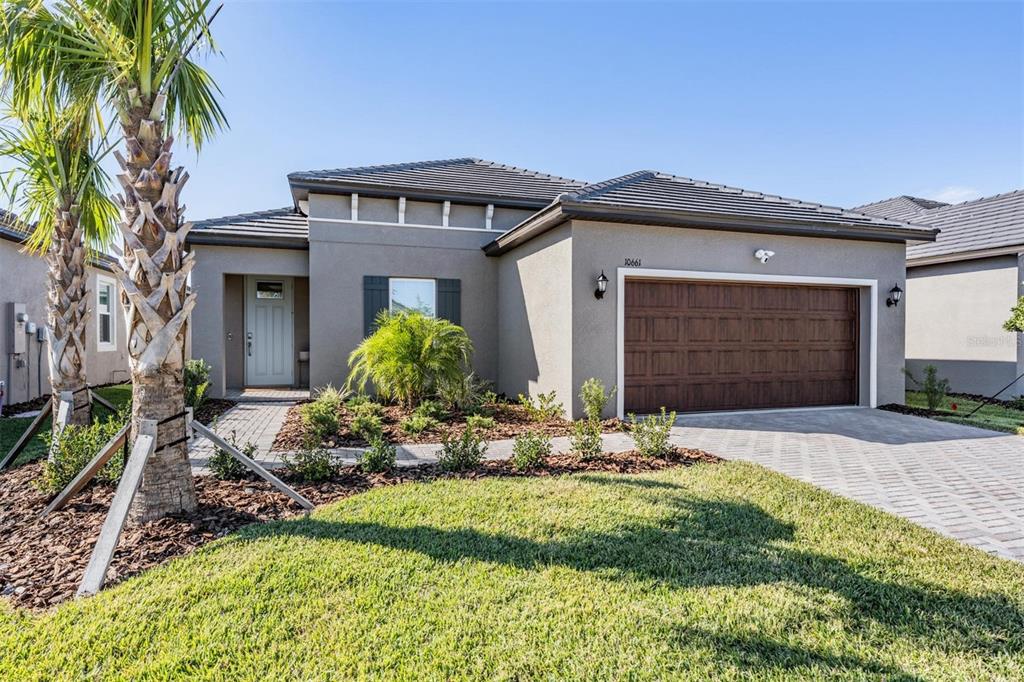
[625,279,858,413]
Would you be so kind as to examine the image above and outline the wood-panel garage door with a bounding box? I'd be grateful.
[623,279,859,413]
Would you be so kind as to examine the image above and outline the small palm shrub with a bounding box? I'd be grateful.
[284,440,336,482]
[360,437,396,473]
[465,414,495,431]
[36,409,129,494]
[512,430,550,470]
[346,311,473,406]
[518,391,564,422]
[400,414,439,436]
[629,408,677,458]
[209,430,255,480]
[184,358,212,410]
[413,399,446,421]
[438,427,487,472]
[570,418,602,459]
[440,372,492,414]
[579,378,616,422]
[351,413,384,441]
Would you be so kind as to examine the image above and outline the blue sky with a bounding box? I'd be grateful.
[178,1,1022,219]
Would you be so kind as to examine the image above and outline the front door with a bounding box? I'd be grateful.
[245,276,294,386]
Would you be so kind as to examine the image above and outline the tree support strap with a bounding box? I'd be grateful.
[156,410,189,426]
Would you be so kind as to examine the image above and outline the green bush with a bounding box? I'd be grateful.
[350,412,384,441]
[511,430,550,470]
[349,401,384,419]
[413,399,446,421]
[313,384,345,410]
[517,391,564,422]
[569,418,602,459]
[465,414,496,431]
[629,408,677,458]
[904,365,950,410]
[579,378,616,422]
[209,429,255,480]
[346,311,474,406]
[284,441,336,482]
[1004,296,1024,332]
[440,372,491,414]
[400,414,439,436]
[360,437,396,474]
[184,358,212,410]
[36,409,129,495]
[301,399,340,441]
[438,427,487,472]
[345,393,372,409]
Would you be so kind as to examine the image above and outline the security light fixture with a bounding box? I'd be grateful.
[886,283,903,307]
[595,271,609,299]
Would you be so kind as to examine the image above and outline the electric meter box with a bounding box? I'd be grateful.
[6,302,27,354]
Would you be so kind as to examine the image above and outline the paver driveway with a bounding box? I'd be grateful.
[672,407,1024,562]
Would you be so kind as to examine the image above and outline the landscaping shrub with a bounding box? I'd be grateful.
[413,399,446,421]
[517,391,564,422]
[629,408,677,458]
[579,378,616,422]
[438,427,487,472]
[346,311,473,406]
[209,429,255,480]
[1004,295,1024,332]
[360,437,396,473]
[351,413,384,441]
[349,401,384,419]
[465,414,496,431]
[440,372,492,414]
[569,418,602,459]
[284,440,336,482]
[313,384,345,410]
[301,399,340,441]
[400,414,439,436]
[345,393,372,409]
[36,409,129,494]
[512,430,550,470]
[904,365,950,410]
[184,358,212,410]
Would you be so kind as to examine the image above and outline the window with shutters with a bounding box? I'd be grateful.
[389,278,436,317]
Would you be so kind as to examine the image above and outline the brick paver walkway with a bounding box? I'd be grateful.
[673,407,1024,562]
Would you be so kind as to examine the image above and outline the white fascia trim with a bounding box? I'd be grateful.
[310,216,497,234]
[614,267,879,419]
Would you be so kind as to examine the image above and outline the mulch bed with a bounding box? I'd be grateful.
[0,447,718,610]
[274,401,625,450]
[194,399,238,425]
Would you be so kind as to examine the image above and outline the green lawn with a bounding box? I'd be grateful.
[906,390,1024,434]
[1,462,1021,680]
[0,384,131,466]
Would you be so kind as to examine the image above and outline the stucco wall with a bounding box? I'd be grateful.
[559,220,908,418]
[906,255,1019,395]
[189,244,309,397]
[495,223,574,409]
[0,239,129,407]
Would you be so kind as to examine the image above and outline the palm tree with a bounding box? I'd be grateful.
[3,0,226,521]
[0,97,117,435]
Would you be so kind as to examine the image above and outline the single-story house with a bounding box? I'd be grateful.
[855,190,1024,397]
[0,211,130,410]
[187,158,937,418]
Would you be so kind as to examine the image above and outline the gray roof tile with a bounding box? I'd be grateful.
[189,207,308,245]
[902,189,1024,261]
[851,195,948,222]
[288,158,585,204]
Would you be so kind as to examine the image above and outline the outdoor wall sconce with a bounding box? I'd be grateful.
[886,283,903,307]
[594,271,609,299]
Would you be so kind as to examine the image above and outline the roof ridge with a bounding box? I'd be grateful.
[470,159,586,187]
[921,187,1024,212]
[288,158,476,180]
[194,207,299,226]
[853,195,944,211]
[568,171,658,201]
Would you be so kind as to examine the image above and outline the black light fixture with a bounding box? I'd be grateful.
[886,283,903,307]
[594,271,609,299]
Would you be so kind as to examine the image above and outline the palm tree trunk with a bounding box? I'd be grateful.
[111,90,197,523]
[45,208,91,439]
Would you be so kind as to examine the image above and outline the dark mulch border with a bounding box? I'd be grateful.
[0,447,719,610]
[273,401,625,451]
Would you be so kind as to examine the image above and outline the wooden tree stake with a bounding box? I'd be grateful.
[0,401,52,470]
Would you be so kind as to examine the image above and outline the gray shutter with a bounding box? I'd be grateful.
[363,276,389,336]
[437,278,461,325]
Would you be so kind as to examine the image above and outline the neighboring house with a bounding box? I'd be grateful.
[0,211,130,409]
[187,158,936,418]
[856,190,1024,396]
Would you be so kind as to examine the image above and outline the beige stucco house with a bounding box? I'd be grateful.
[856,190,1024,397]
[187,159,937,418]
[0,213,130,411]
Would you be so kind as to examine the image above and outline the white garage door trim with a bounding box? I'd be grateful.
[615,267,878,418]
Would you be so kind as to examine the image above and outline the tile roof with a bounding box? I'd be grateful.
[902,189,1024,261]
[288,158,585,205]
[0,209,31,242]
[563,171,937,232]
[851,195,949,222]
[189,207,308,247]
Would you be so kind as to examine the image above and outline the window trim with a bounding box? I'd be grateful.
[96,274,116,352]
[388,277,437,317]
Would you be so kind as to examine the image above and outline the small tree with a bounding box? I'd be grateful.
[904,365,950,411]
[1004,297,1024,333]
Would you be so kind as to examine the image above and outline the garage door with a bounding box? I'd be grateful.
[623,279,859,413]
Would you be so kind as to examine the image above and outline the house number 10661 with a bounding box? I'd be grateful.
[624,257,642,267]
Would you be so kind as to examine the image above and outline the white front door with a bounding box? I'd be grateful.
[245,276,294,386]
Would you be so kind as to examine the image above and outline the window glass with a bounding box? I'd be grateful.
[389,278,436,317]
[256,281,284,299]
[98,281,114,345]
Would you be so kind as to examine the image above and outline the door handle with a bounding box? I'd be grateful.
[247,332,253,357]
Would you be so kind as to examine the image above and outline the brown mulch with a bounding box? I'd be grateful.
[273,401,626,450]
[0,447,718,610]
[194,398,238,425]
